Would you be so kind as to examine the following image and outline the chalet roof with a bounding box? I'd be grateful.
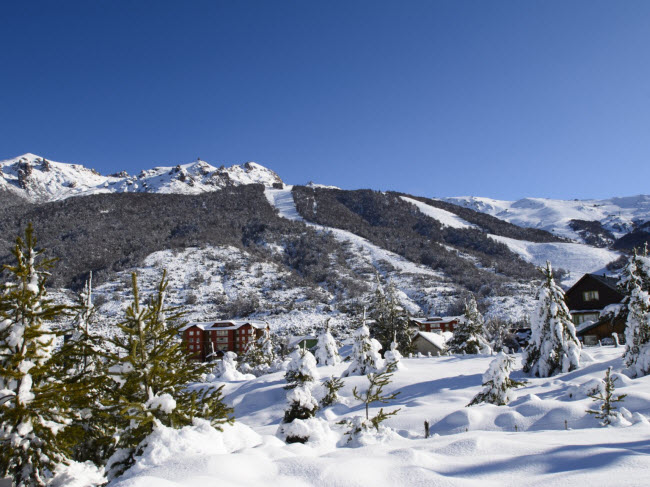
[566,273,620,295]
[413,331,447,350]
[180,320,269,332]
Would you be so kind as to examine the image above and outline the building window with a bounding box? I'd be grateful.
[583,290,599,301]
[216,330,228,336]
[573,313,600,325]
[189,330,194,336]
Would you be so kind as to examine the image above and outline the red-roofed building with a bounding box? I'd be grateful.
[409,316,459,334]
[181,320,270,362]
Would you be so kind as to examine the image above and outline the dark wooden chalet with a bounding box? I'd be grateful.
[181,320,270,362]
[564,274,625,345]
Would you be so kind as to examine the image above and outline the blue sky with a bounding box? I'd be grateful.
[1,1,649,200]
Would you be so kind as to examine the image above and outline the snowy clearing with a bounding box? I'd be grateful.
[400,196,477,229]
[488,235,621,284]
[111,347,650,487]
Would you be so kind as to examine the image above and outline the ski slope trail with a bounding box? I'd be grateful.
[265,187,439,277]
[403,197,621,283]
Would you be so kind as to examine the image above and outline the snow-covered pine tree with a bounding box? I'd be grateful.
[343,315,384,377]
[586,366,627,426]
[314,319,341,366]
[240,330,273,375]
[278,346,320,443]
[523,262,581,377]
[620,248,650,377]
[368,277,413,355]
[55,273,115,465]
[104,271,233,480]
[467,352,525,406]
[0,224,70,486]
[447,294,491,355]
[284,345,319,389]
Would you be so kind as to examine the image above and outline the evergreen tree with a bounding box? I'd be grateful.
[104,271,233,480]
[467,352,525,406]
[448,294,491,354]
[368,277,413,355]
[320,376,344,407]
[523,262,581,377]
[314,319,341,366]
[586,367,627,426]
[240,330,274,374]
[343,315,384,377]
[620,248,650,377]
[0,224,70,486]
[278,346,320,443]
[55,273,115,465]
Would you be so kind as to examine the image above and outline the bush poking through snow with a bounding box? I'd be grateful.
[214,352,254,381]
[523,262,581,377]
[586,367,627,426]
[384,336,405,370]
[447,294,491,355]
[467,352,525,406]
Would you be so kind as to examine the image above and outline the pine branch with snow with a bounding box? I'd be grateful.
[0,224,72,486]
[523,262,581,377]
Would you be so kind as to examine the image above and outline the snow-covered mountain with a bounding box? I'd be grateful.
[0,153,283,202]
[440,195,650,242]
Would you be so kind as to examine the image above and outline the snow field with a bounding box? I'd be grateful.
[400,195,621,285]
[111,346,650,486]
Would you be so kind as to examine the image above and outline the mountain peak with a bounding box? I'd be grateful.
[0,154,284,202]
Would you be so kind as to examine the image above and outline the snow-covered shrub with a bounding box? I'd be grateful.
[285,346,319,389]
[384,339,405,370]
[314,320,341,366]
[467,352,525,406]
[368,278,412,354]
[343,321,384,377]
[586,367,627,426]
[447,294,492,354]
[523,262,580,377]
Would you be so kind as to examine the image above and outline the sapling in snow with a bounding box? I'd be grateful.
[341,362,401,444]
[523,262,581,377]
[586,367,627,426]
[467,352,525,406]
[384,333,405,370]
[314,319,341,366]
[343,316,384,377]
[320,376,345,407]
[277,346,322,443]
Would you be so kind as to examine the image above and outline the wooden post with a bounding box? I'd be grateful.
[424,420,430,439]
[565,419,568,430]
